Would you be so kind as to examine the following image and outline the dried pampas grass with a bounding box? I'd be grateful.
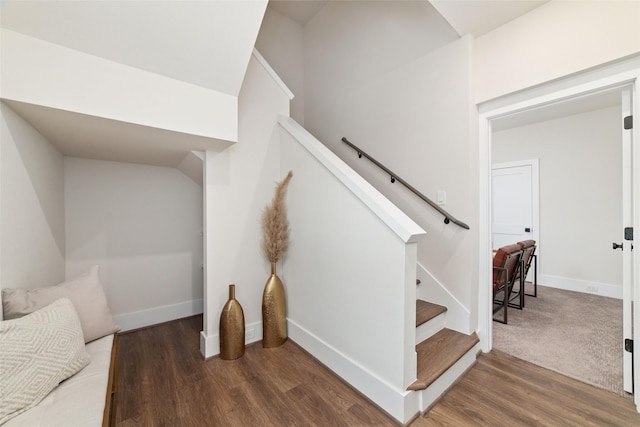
[261,171,293,264]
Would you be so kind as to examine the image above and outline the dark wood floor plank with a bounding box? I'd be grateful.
[418,350,639,427]
[115,316,640,427]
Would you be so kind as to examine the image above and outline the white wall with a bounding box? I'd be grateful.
[255,7,305,124]
[301,2,478,327]
[279,117,425,422]
[475,0,640,103]
[303,0,458,132]
[201,53,290,357]
[493,106,622,295]
[64,158,203,330]
[0,103,65,292]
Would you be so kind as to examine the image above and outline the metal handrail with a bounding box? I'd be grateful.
[341,137,470,230]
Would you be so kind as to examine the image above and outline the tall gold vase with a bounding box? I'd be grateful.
[219,284,245,360]
[262,263,287,348]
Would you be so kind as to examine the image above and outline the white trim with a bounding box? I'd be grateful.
[278,115,426,244]
[252,48,295,100]
[629,77,640,410]
[200,330,218,358]
[622,86,634,393]
[538,275,622,299]
[288,319,419,424]
[478,58,640,411]
[200,319,263,359]
[478,58,640,350]
[114,299,203,332]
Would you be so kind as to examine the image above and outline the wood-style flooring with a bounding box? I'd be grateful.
[116,315,640,426]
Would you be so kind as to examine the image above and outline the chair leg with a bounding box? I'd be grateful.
[508,260,525,310]
[525,254,538,297]
[492,289,509,324]
[503,284,508,323]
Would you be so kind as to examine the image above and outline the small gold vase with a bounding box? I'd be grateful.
[262,263,287,348]
[219,284,245,360]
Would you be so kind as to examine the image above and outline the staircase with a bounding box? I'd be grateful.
[409,297,480,413]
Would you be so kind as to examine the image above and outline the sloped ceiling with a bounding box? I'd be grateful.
[1,0,554,168]
[268,0,328,26]
[3,99,232,167]
[430,0,548,37]
[1,0,267,96]
[268,0,548,37]
[1,0,267,168]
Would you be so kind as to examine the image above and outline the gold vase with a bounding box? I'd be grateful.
[262,263,287,348]
[219,284,245,360]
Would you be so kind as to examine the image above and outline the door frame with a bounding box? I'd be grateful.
[478,58,640,409]
[491,159,540,259]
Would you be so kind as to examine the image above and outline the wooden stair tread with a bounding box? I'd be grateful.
[416,300,447,327]
[407,329,479,391]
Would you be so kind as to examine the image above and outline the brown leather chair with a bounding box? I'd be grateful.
[492,244,523,324]
[516,240,537,299]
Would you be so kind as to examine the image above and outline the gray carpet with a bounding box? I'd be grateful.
[493,285,629,398]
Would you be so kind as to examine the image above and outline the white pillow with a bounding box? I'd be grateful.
[2,265,120,343]
[0,298,91,424]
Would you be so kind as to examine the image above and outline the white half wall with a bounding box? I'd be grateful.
[64,158,203,331]
[201,53,290,358]
[493,106,622,294]
[475,0,640,103]
[0,102,65,293]
[279,117,425,423]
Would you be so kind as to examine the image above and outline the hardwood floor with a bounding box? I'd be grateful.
[116,315,640,426]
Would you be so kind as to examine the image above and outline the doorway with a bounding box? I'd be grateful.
[478,62,640,410]
[490,94,624,395]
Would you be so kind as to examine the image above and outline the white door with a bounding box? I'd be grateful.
[492,161,538,250]
[621,87,634,394]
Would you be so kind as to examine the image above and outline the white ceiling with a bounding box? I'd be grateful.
[268,0,328,26]
[4,100,232,167]
[1,0,266,96]
[268,0,549,37]
[1,0,266,168]
[3,0,600,168]
[267,0,617,132]
[430,0,548,37]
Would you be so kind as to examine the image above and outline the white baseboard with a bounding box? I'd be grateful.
[113,299,203,332]
[538,275,622,299]
[200,320,263,359]
[288,319,418,424]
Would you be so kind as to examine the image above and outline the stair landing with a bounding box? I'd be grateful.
[407,328,479,391]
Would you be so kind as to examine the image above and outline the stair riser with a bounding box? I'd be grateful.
[415,312,446,345]
[417,344,481,414]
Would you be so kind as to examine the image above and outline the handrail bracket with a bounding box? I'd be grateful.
[342,137,470,230]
